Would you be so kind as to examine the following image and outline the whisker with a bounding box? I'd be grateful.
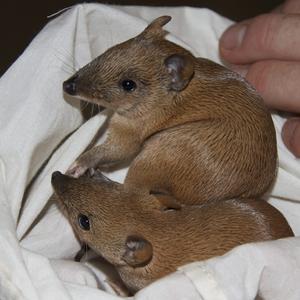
[53,53,76,74]
[46,64,74,76]
[80,100,89,112]
[56,47,81,71]
[60,65,75,76]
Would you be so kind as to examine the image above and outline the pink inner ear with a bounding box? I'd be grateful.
[164,54,194,91]
[123,235,153,267]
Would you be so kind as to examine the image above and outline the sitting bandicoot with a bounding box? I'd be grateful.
[63,16,277,205]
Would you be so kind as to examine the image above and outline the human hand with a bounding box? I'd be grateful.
[219,0,300,157]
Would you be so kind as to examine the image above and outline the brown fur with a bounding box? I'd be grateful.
[57,16,287,292]
[63,16,277,205]
[51,171,293,292]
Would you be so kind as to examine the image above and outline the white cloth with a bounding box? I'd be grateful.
[0,4,299,300]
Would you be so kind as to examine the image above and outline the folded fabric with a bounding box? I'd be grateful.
[0,4,299,300]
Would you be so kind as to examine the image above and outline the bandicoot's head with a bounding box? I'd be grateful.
[51,170,183,269]
[63,16,195,114]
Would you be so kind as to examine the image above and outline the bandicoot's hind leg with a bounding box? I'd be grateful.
[124,121,275,205]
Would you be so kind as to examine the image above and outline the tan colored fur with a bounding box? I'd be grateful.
[52,172,293,292]
[64,16,277,205]
[56,16,288,292]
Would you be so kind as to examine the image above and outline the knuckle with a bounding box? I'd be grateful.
[251,14,280,54]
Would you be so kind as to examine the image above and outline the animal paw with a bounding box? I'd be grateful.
[66,161,89,178]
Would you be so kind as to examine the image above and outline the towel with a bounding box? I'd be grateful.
[0,4,299,300]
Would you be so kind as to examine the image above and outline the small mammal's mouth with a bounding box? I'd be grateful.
[63,90,88,102]
[62,78,107,108]
[79,95,100,105]
[69,91,105,106]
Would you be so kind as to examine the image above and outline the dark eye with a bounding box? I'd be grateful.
[78,214,90,231]
[121,79,136,92]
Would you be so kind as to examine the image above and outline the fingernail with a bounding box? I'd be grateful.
[220,24,247,50]
[282,118,300,158]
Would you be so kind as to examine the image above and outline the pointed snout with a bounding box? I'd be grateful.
[51,171,73,194]
[63,74,78,95]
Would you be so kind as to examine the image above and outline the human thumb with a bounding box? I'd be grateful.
[220,13,300,64]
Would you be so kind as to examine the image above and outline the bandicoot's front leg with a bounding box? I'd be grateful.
[67,128,141,178]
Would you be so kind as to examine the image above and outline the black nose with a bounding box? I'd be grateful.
[63,76,77,95]
[52,170,75,195]
[51,170,72,191]
[51,171,64,185]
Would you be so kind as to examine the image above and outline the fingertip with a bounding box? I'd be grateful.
[220,13,300,64]
[219,24,248,62]
[282,118,300,158]
[219,20,252,64]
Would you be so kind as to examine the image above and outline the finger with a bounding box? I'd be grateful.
[232,60,300,113]
[220,13,300,64]
[280,0,300,13]
[282,118,300,157]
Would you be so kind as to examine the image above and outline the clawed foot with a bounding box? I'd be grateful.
[66,160,92,178]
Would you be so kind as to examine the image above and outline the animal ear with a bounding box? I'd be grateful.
[150,191,182,211]
[122,236,153,267]
[140,15,171,40]
[165,54,194,91]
